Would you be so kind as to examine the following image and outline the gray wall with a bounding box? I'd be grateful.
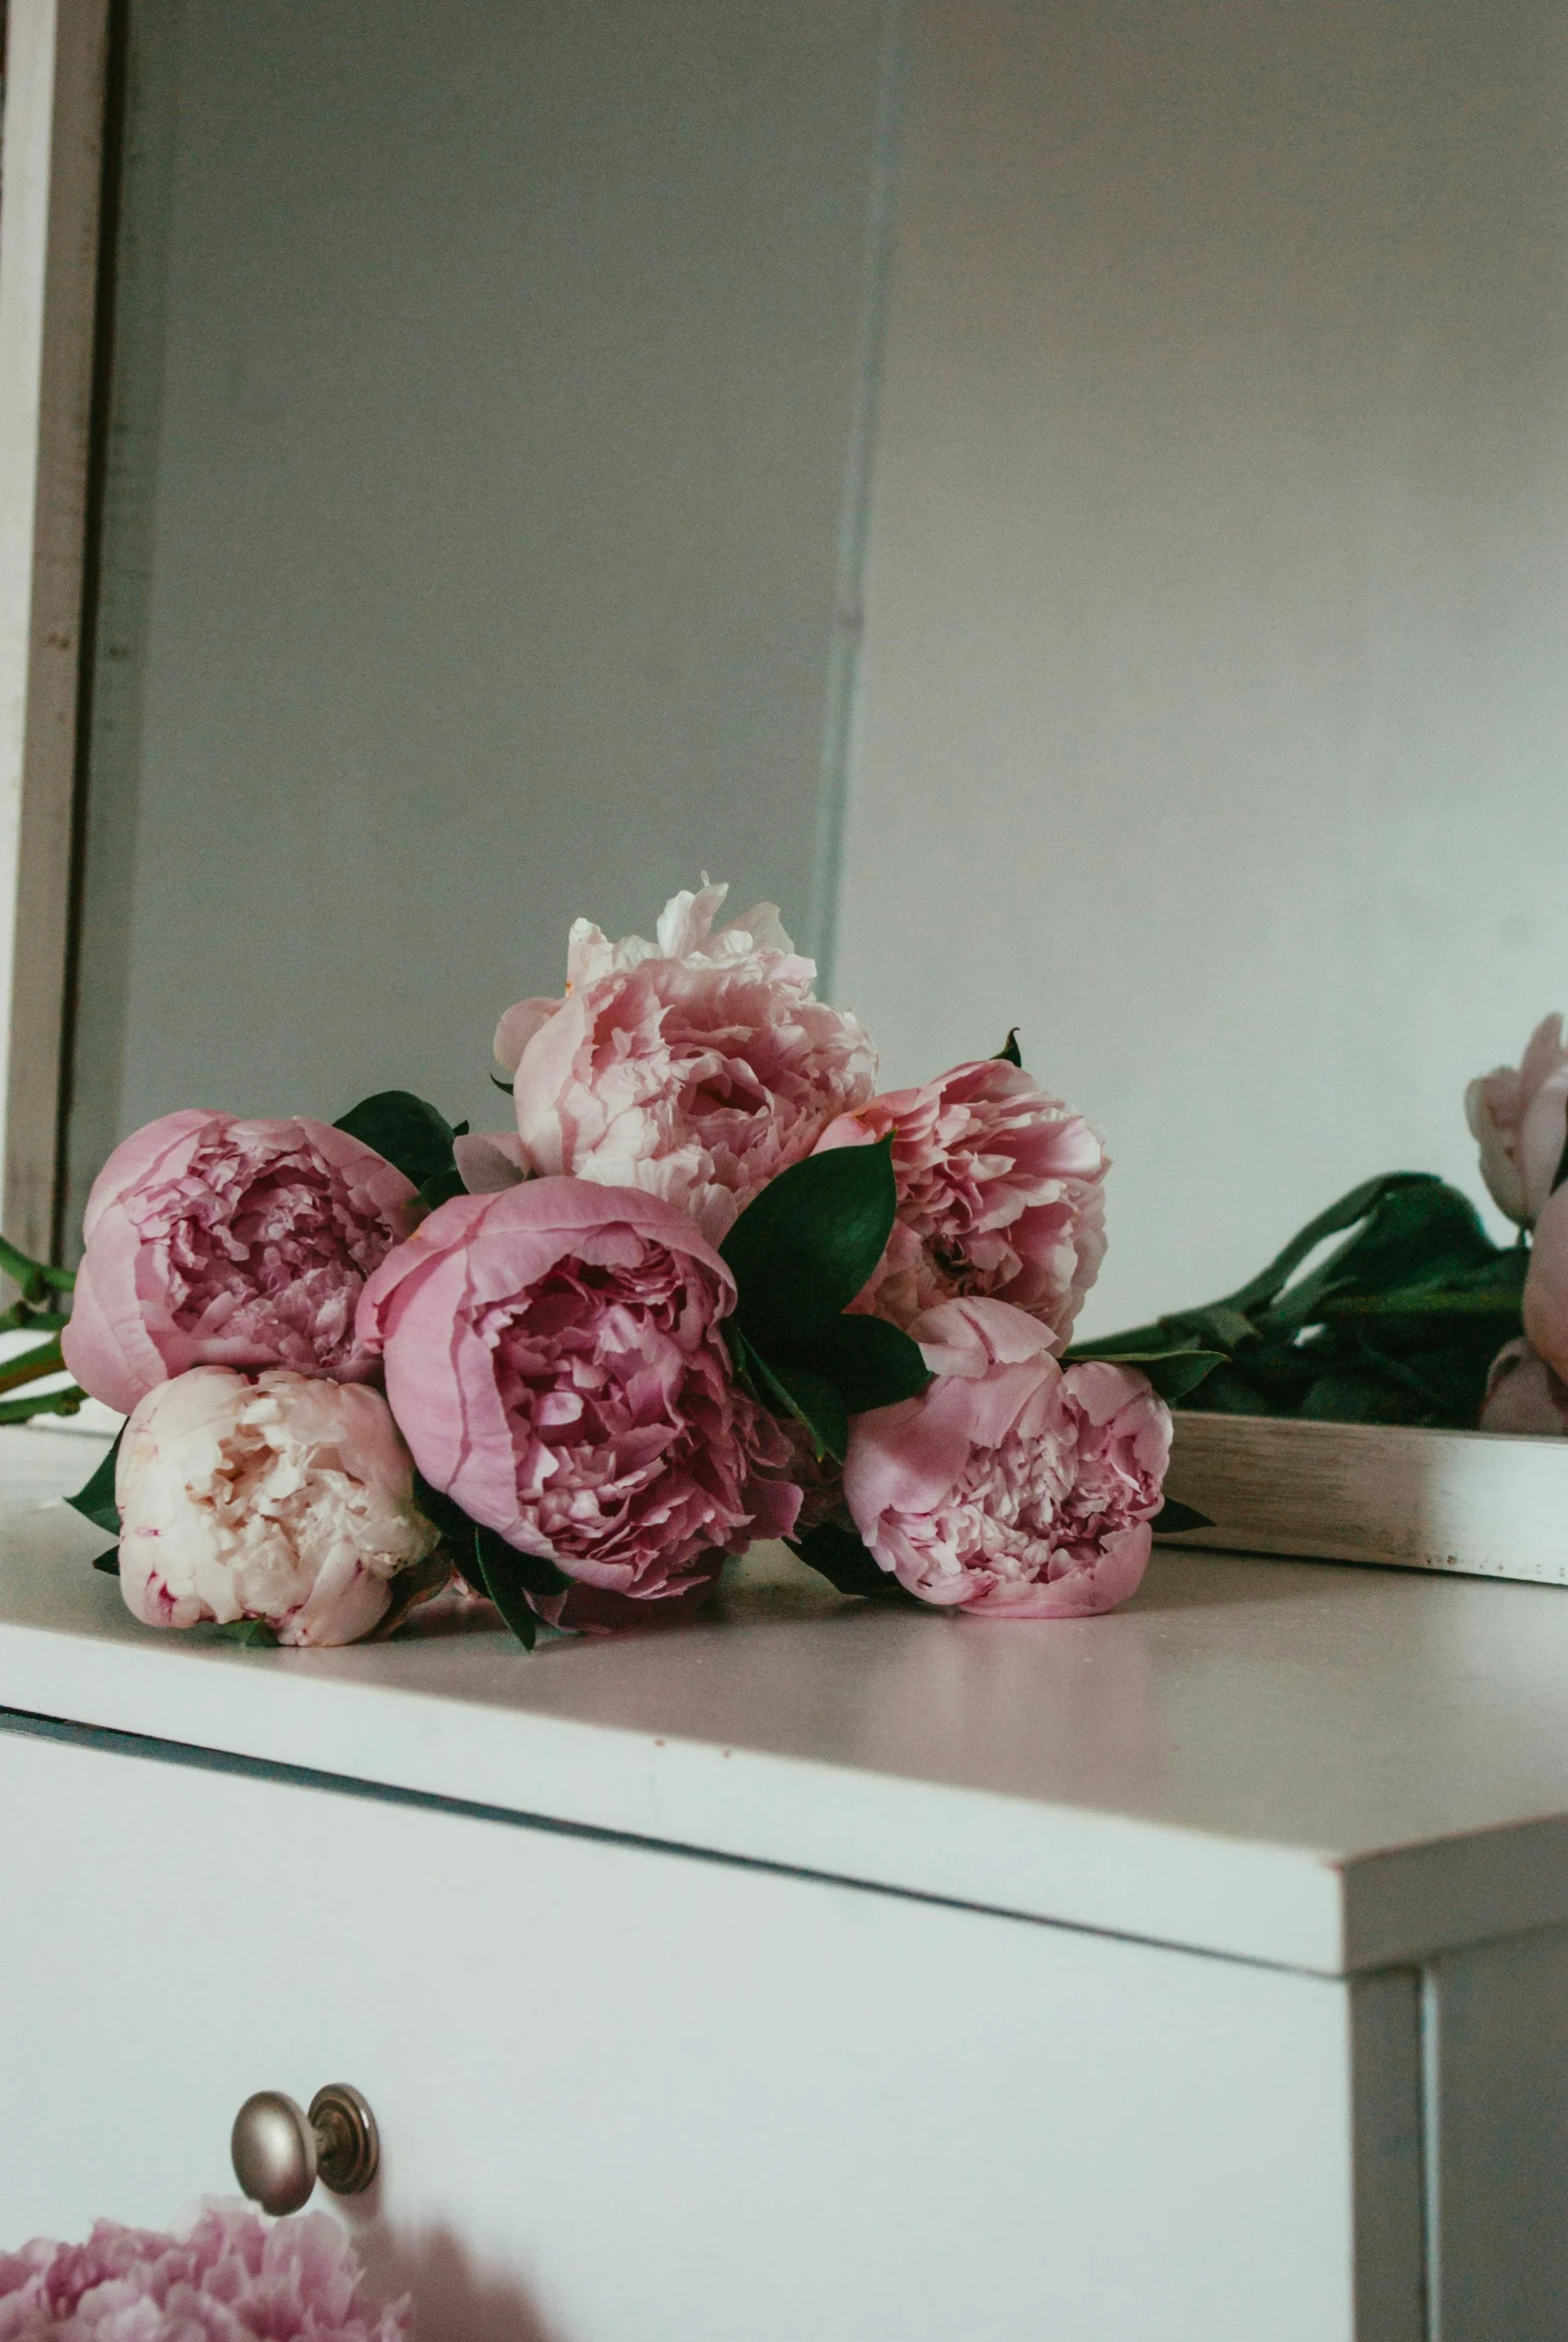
[68,0,896,1232]
[838,0,1568,1331]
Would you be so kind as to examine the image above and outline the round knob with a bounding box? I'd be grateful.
[232,2083,380,2215]
[232,2090,315,2215]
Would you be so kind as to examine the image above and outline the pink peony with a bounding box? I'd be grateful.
[115,1369,441,1646]
[358,1177,801,1619]
[1465,1014,1568,1226]
[63,1113,417,1417]
[813,1059,1109,1346]
[1479,1336,1568,1435]
[452,1130,528,1193]
[842,1296,1169,1618]
[1524,1179,1568,1388]
[0,2198,409,2339]
[496,883,877,1244]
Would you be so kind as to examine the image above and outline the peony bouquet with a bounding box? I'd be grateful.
[3,884,1196,1648]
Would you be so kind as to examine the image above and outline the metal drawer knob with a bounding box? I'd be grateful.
[231,2082,380,2215]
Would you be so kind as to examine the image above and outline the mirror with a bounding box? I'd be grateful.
[61,0,1568,1431]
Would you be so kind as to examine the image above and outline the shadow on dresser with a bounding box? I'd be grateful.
[352,2220,559,2342]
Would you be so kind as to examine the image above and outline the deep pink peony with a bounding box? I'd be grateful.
[358,1177,800,1619]
[496,883,877,1245]
[842,1297,1169,1618]
[62,1113,417,1417]
[1465,1014,1568,1226]
[812,1058,1109,1346]
[0,2198,409,2339]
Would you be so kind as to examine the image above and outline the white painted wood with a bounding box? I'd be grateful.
[0,0,109,1258]
[1349,1968,1425,2342]
[0,1721,1417,2341]
[12,1427,1568,1978]
[1422,1921,1568,2341]
[1163,1410,1568,1586]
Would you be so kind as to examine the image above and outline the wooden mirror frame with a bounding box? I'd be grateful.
[0,0,113,1263]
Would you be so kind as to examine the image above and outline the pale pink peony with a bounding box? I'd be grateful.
[1479,1336,1568,1435]
[452,1130,528,1193]
[497,883,877,1244]
[842,1296,1169,1618]
[1465,1015,1568,1226]
[116,1368,441,1646]
[63,1113,418,1417]
[813,1059,1109,1346]
[1524,1179,1568,1389]
[357,1177,801,1619]
[0,2198,409,2340]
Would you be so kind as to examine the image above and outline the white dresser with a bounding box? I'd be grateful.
[3,1429,1567,2342]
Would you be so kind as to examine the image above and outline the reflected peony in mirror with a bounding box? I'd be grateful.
[1082,1015,1568,1440]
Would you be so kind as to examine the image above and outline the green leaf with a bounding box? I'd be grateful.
[1065,1346,1225,1403]
[747,1345,850,1464]
[215,1618,279,1648]
[1216,1173,1439,1315]
[995,1029,1023,1067]
[66,1430,124,1533]
[410,1468,469,1544]
[1264,1179,1495,1331]
[416,1164,467,1212]
[776,1312,932,1416]
[1152,1496,1214,1536]
[470,1529,540,1650]
[787,1520,916,1601]
[1319,1287,1525,1324]
[720,1139,898,1348]
[410,1474,565,1636]
[91,1547,121,1575]
[334,1091,461,1191]
[479,1524,568,1602]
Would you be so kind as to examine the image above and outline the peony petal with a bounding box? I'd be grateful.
[453,1130,530,1193]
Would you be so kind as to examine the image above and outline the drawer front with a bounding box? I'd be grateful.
[2,1721,1366,2341]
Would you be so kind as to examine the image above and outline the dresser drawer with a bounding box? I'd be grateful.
[0,1720,1408,2341]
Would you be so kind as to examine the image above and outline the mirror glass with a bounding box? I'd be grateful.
[68,0,1568,1426]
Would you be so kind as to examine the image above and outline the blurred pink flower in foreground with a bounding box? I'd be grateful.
[843,1296,1169,1618]
[1523,1177,1568,1390]
[117,1368,439,1646]
[495,883,877,1244]
[813,1058,1109,1346]
[63,1112,416,1416]
[0,2198,408,2339]
[1465,1014,1568,1227]
[359,1177,800,1625]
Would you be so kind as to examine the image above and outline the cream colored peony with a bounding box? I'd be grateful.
[115,1367,440,1646]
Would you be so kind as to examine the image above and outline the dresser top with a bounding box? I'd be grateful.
[6,1426,1568,1975]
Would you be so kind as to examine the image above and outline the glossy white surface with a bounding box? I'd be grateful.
[7,1430,1568,1974]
